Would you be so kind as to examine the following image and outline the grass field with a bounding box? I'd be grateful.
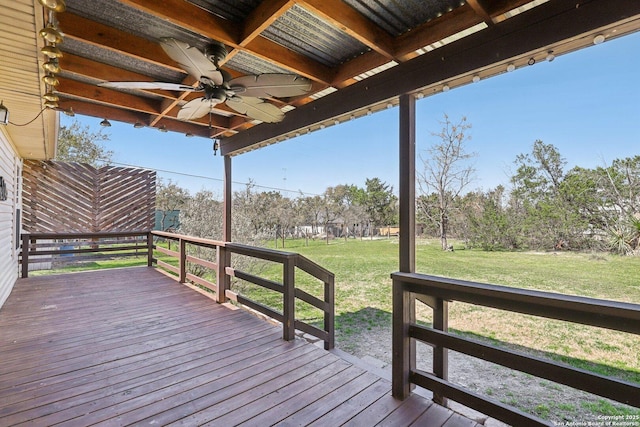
[241,238,640,369]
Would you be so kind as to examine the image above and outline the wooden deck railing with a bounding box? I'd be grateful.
[19,230,335,350]
[19,231,152,278]
[152,231,335,350]
[391,271,640,427]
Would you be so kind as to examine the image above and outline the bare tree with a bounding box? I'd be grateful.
[418,114,476,250]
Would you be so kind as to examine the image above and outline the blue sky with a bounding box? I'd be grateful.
[64,31,640,198]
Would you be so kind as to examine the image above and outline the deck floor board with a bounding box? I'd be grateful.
[0,267,480,427]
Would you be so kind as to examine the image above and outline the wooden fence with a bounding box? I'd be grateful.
[22,161,155,233]
[391,271,640,427]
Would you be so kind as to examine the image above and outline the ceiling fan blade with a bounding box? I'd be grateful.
[177,97,221,121]
[228,74,312,98]
[98,81,199,91]
[226,96,285,123]
[160,37,223,85]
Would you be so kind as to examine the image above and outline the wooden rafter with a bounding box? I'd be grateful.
[300,0,396,60]
[57,13,182,72]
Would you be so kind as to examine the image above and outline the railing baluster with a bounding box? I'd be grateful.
[432,297,449,406]
[179,238,186,283]
[21,233,30,278]
[282,256,296,341]
[392,278,415,399]
[324,275,335,350]
[146,231,153,267]
[216,246,229,303]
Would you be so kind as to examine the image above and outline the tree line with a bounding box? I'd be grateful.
[157,177,398,248]
[57,118,639,254]
[158,121,638,255]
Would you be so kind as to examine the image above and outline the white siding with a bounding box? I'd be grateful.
[0,128,20,309]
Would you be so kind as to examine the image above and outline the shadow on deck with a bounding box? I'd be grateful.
[0,267,479,426]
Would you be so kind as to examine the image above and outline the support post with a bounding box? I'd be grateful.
[393,94,417,399]
[399,94,416,273]
[282,256,296,341]
[217,155,232,303]
[21,233,30,278]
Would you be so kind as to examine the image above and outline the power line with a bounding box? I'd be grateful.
[104,159,322,196]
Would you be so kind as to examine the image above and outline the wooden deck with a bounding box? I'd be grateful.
[0,267,480,426]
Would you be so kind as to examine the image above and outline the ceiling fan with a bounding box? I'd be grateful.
[99,37,312,123]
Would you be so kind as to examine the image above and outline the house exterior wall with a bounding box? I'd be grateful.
[0,128,22,309]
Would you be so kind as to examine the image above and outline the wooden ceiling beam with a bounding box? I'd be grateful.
[57,13,183,72]
[153,117,222,138]
[331,51,393,88]
[394,5,485,61]
[466,0,493,25]
[243,36,334,85]
[486,0,535,19]
[329,5,485,88]
[57,99,152,126]
[240,0,295,46]
[60,54,155,86]
[117,0,239,46]
[59,54,179,101]
[299,0,396,60]
[57,78,162,115]
[57,99,218,138]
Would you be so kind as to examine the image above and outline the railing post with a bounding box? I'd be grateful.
[216,246,230,303]
[392,277,415,399]
[21,233,30,278]
[147,231,154,267]
[433,297,449,406]
[282,256,296,341]
[179,238,186,283]
[324,274,335,350]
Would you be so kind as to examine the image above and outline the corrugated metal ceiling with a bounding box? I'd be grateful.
[264,4,369,67]
[344,0,465,36]
[185,0,261,23]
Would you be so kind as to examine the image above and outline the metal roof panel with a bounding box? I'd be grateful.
[344,0,464,36]
[185,0,261,23]
[263,4,368,67]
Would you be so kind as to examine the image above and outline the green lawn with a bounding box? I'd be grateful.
[241,237,640,382]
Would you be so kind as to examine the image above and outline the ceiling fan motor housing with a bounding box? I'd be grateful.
[204,86,228,102]
[205,41,228,65]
